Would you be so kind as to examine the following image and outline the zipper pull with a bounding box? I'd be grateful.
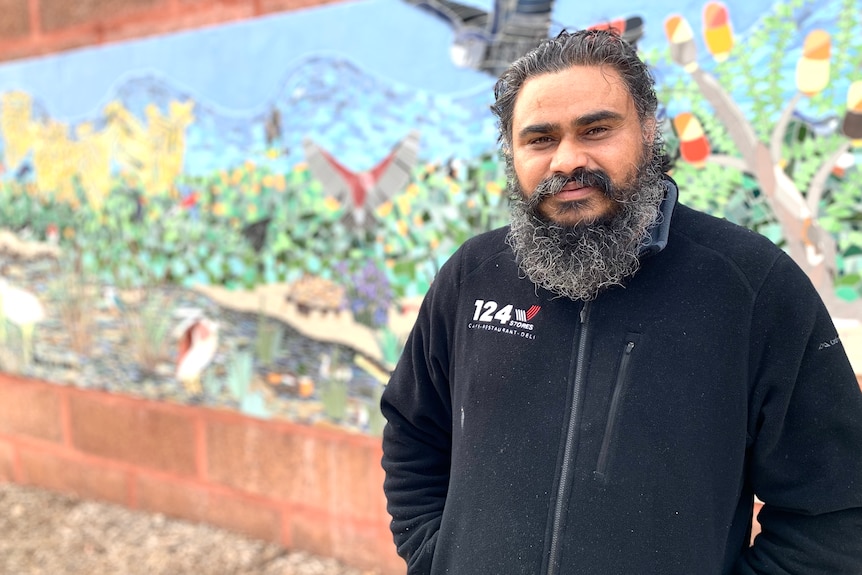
[579,302,590,324]
[625,341,635,354]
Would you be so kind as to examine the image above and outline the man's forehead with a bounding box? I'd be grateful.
[524,64,624,84]
[513,65,634,124]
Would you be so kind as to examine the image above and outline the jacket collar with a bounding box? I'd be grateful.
[640,175,678,258]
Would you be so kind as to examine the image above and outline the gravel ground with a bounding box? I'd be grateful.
[0,482,381,575]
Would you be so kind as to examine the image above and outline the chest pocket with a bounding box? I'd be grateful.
[594,332,642,483]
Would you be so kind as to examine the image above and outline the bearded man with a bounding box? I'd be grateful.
[381,29,862,575]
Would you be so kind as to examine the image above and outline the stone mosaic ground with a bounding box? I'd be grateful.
[0,247,384,433]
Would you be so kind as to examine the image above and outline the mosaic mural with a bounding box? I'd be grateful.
[0,0,859,433]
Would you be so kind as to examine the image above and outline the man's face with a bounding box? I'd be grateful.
[510,65,652,227]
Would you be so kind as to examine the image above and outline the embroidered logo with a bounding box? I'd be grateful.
[818,337,840,350]
[524,305,541,321]
[468,299,540,340]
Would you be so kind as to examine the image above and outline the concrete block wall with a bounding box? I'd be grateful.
[0,373,402,575]
[0,0,346,63]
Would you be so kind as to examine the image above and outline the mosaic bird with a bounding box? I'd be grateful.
[0,278,45,367]
[702,2,734,63]
[405,0,643,76]
[831,152,855,179]
[791,110,840,138]
[45,223,59,246]
[303,130,420,230]
[241,217,272,252]
[101,285,126,314]
[842,80,862,140]
[587,15,644,46]
[174,314,219,397]
[265,107,282,147]
[673,112,711,167]
[796,29,831,98]
[665,14,699,72]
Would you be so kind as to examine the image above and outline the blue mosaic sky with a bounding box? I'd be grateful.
[0,0,783,118]
[0,0,847,173]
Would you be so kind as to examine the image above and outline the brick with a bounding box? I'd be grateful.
[378,536,407,575]
[206,419,295,500]
[0,439,15,481]
[38,0,163,32]
[371,523,404,575]
[259,0,345,13]
[103,4,250,40]
[25,30,103,55]
[0,43,39,64]
[174,0,256,19]
[332,522,397,571]
[17,448,128,504]
[0,380,63,442]
[135,473,281,542]
[177,0,242,4]
[0,0,30,38]
[288,434,382,519]
[325,439,387,519]
[291,513,396,573]
[206,419,385,519]
[68,395,196,476]
[289,512,333,559]
[1,0,348,63]
[368,444,387,522]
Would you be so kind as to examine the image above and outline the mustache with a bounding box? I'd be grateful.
[528,169,614,210]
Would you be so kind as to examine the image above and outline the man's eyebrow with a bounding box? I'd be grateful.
[517,122,558,139]
[574,110,624,126]
[517,111,625,139]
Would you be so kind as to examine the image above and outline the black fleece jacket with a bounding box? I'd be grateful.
[381,194,862,574]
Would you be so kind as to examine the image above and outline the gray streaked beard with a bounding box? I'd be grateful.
[505,141,666,301]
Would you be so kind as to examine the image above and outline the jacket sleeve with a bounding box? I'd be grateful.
[380,252,459,574]
[736,253,862,574]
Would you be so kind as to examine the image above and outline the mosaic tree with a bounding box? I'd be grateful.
[662,0,862,316]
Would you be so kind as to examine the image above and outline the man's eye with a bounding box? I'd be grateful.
[586,126,609,136]
[528,136,553,145]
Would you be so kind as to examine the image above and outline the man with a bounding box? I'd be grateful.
[380,29,862,575]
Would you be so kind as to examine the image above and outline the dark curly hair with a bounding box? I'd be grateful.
[491,29,659,155]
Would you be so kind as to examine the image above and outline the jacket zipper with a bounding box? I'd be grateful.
[595,340,636,479]
[546,302,591,575]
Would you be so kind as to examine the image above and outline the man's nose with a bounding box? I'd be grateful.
[549,137,588,175]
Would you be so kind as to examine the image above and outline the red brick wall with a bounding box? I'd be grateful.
[0,373,401,575]
[0,0,347,63]
[2,372,858,570]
